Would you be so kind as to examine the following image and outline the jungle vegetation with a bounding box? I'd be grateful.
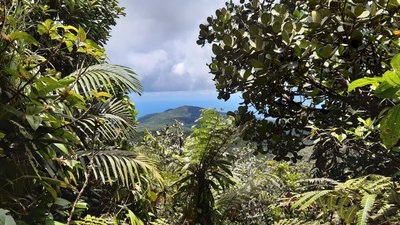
[0,0,400,224]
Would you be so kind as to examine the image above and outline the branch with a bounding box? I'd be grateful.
[66,122,98,225]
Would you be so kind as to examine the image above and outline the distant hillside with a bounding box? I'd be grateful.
[137,106,204,131]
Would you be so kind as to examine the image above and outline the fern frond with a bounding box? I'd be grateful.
[337,197,351,219]
[292,190,333,210]
[356,194,376,225]
[339,176,367,190]
[365,176,391,192]
[345,205,359,224]
[69,64,143,97]
[75,215,112,225]
[273,218,325,225]
[298,178,339,186]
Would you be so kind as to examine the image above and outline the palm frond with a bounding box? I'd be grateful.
[76,99,136,142]
[68,64,143,97]
[77,150,163,190]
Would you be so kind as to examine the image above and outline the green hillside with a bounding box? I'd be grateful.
[137,106,204,131]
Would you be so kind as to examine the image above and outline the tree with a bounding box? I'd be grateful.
[139,110,240,225]
[0,0,161,224]
[1,0,124,76]
[198,0,400,179]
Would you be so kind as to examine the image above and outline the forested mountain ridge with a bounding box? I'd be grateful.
[137,106,203,131]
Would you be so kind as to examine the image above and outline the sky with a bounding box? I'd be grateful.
[105,0,242,116]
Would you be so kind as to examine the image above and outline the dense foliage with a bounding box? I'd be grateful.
[198,0,400,179]
[0,0,160,224]
[1,0,400,224]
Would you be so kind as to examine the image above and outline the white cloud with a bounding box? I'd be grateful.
[172,62,186,75]
[105,0,226,92]
[126,49,168,75]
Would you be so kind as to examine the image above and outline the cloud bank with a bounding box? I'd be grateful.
[106,0,227,92]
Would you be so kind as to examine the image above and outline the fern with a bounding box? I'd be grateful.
[273,218,326,225]
[345,205,359,225]
[356,194,376,225]
[291,175,395,225]
[292,190,333,210]
[75,215,111,225]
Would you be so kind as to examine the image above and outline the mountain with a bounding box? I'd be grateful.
[137,106,204,131]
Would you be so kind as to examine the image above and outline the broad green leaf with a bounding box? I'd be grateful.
[261,13,272,25]
[54,198,71,207]
[272,21,281,33]
[93,91,113,99]
[223,35,233,47]
[383,71,400,86]
[53,143,69,155]
[63,25,78,32]
[77,26,86,41]
[75,201,87,209]
[282,30,290,45]
[10,31,39,46]
[317,45,333,59]
[126,209,144,225]
[380,105,400,148]
[37,19,53,35]
[283,22,293,34]
[37,24,47,35]
[250,59,265,68]
[391,53,400,73]
[58,77,76,86]
[389,0,400,6]
[374,81,400,98]
[331,132,347,143]
[212,44,222,55]
[45,220,66,225]
[26,115,42,131]
[0,132,5,140]
[35,77,65,95]
[0,209,16,225]
[357,11,370,18]
[311,10,321,23]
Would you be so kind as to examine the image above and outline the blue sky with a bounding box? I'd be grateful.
[105,0,242,116]
[130,91,242,116]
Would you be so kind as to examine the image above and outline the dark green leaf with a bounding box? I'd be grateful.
[380,105,400,148]
[374,81,400,98]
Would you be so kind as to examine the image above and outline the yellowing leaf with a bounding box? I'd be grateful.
[77,26,86,41]
[93,91,113,99]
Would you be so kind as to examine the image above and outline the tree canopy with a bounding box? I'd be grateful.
[0,0,160,224]
[1,0,400,224]
[198,0,400,179]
